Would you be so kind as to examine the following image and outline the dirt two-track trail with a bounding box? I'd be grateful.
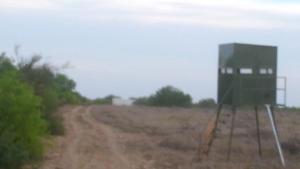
[41,106,133,169]
[41,105,300,169]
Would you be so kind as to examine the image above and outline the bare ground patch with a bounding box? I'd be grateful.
[90,105,300,169]
[42,105,300,169]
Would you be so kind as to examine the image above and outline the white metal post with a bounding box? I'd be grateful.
[265,104,286,167]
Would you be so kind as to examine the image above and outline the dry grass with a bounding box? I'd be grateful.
[90,105,300,169]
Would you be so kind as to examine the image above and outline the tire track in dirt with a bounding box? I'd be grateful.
[81,106,132,169]
[41,106,132,169]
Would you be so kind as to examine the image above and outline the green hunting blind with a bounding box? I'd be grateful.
[218,43,277,106]
[200,43,287,167]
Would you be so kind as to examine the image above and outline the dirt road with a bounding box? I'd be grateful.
[41,105,300,169]
[41,106,134,169]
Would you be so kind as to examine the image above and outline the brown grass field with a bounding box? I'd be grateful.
[41,105,300,169]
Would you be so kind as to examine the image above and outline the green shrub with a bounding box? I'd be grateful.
[17,56,86,135]
[133,97,152,106]
[41,88,65,135]
[149,86,192,107]
[93,95,119,105]
[197,98,217,108]
[44,112,64,135]
[42,88,60,113]
[0,71,46,169]
[0,53,87,168]
[0,53,16,73]
[93,98,111,104]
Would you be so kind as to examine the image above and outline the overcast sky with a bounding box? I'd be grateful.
[0,0,299,106]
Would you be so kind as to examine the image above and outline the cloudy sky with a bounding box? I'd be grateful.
[0,0,299,106]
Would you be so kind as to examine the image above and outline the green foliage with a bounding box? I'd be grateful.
[150,86,192,107]
[0,53,16,73]
[17,55,86,135]
[42,88,60,113]
[93,95,119,105]
[18,55,55,97]
[54,74,79,104]
[0,52,86,168]
[134,86,192,107]
[93,98,111,104]
[0,71,46,169]
[40,88,64,135]
[133,97,152,106]
[197,98,217,108]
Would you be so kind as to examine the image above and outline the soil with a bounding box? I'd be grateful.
[40,105,300,169]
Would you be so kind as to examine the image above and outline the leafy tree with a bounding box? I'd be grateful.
[197,98,217,107]
[0,52,86,168]
[0,53,16,73]
[149,86,192,107]
[54,74,77,104]
[16,55,86,135]
[55,74,76,92]
[18,55,55,97]
[93,95,119,105]
[0,71,46,169]
[133,97,152,106]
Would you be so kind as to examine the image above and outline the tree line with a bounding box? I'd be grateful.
[93,85,217,108]
[0,53,87,169]
[133,85,216,107]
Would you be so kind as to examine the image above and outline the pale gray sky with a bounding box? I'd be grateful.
[0,0,299,106]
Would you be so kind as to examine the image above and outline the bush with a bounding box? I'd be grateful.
[41,88,64,135]
[44,112,65,135]
[93,95,119,105]
[17,56,86,135]
[0,53,16,73]
[0,52,86,168]
[133,97,152,106]
[197,98,217,108]
[149,86,192,107]
[0,71,46,169]
[93,98,111,104]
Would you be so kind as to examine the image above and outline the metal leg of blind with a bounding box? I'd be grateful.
[255,106,262,157]
[265,104,286,167]
[227,106,236,161]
